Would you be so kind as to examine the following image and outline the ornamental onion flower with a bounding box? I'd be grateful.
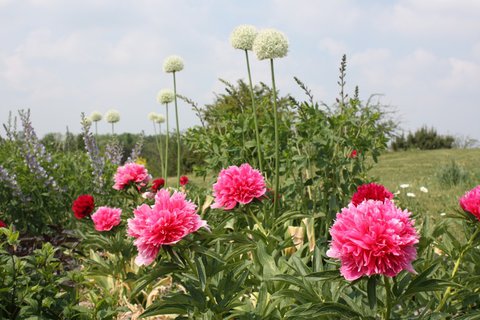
[163,55,184,73]
[157,89,175,104]
[105,109,120,123]
[230,25,258,51]
[91,206,122,231]
[351,183,394,206]
[127,189,207,266]
[211,163,266,210]
[89,111,102,122]
[252,29,289,60]
[327,200,419,281]
[460,185,480,221]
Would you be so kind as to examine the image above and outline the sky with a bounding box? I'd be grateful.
[0,0,479,140]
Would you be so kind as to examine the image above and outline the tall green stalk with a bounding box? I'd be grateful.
[173,72,181,188]
[384,276,392,320]
[245,50,263,172]
[111,123,114,135]
[270,59,280,217]
[164,103,170,187]
[152,121,164,177]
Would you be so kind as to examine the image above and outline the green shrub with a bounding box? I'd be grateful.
[392,126,455,151]
[436,160,470,187]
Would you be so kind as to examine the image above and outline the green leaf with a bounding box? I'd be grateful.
[195,256,207,291]
[367,276,377,310]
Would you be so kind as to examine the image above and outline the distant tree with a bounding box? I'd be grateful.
[391,126,455,151]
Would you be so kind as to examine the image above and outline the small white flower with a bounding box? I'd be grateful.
[154,113,165,124]
[157,89,175,104]
[440,212,446,216]
[163,55,184,73]
[230,25,258,51]
[89,111,102,122]
[420,186,428,193]
[105,109,120,123]
[400,184,410,189]
[252,28,289,60]
[393,190,401,196]
[406,192,416,198]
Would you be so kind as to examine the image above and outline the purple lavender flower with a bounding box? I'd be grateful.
[0,165,28,202]
[81,113,106,191]
[127,132,144,163]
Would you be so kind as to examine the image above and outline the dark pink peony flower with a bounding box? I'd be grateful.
[327,200,419,281]
[211,163,266,210]
[459,185,480,221]
[127,189,207,266]
[151,178,165,192]
[351,183,394,206]
[113,163,151,190]
[179,175,189,186]
[0,220,7,228]
[91,206,122,231]
[72,194,95,219]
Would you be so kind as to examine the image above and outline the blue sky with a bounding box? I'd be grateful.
[1,0,479,140]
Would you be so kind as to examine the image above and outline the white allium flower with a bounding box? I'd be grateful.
[81,117,92,126]
[420,186,429,193]
[406,192,416,198]
[89,111,102,122]
[148,112,158,122]
[163,55,184,73]
[400,184,410,189]
[105,109,120,123]
[230,25,258,51]
[252,28,289,60]
[154,113,165,124]
[157,89,175,104]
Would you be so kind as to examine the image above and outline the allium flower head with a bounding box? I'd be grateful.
[252,29,289,60]
[211,163,266,210]
[127,189,207,266]
[327,200,419,281]
[163,55,184,73]
[157,89,175,104]
[148,112,159,122]
[230,25,258,51]
[105,109,120,123]
[91,206,122,231]
[351,183,394,206]
[72,194,95,219]
[90,111,102,122]
[113,162,151,190]
[460,185,480,221]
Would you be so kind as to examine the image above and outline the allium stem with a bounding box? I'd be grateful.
[173,71,181,188]
[270,59,280,218]
[384,276,392,320]
[245,50,263,172]
[165,103,170,187]
[95,121,98,136]
[436,227,480,311]
[111,123,114,135]
[152,121,164,177]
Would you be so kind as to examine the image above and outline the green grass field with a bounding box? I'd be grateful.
[369,148,480,220]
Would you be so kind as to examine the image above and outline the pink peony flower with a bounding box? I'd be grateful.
[127,189,207,266]
[459,185,480,221]
[113,163,151,190]
[351,183,394,206]
[327,200,419,281]
[211,163,266,210]
[91,206,122,231]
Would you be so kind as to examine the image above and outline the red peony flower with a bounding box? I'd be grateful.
[349,149,358,158]
[151,178,165,192]
[351,183,394,206]
[327,200,419,281]
[179,175,189,186]
[459,185,480,221]
[0,220,7,228]
[72,194,95,219]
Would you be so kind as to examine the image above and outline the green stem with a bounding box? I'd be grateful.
[165,104,170,186]
[94,121,98,136]
[111,122,114,135]
[173,72,181,188]
[152,121,164,177]
[436,227,480,311]
[248,208,267,236]
[270,59,280,218]
[245,50,263,173]
[384,276,392,320]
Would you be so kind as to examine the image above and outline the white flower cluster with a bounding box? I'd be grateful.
[163,55,184,73]
[230,25,258,51]
[252,28,289,60]
[148,112,165,123]
[89,111,102,122]
[105,109,120,123]
[157,89,175,104]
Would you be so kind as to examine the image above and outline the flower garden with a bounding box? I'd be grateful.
[1,25,480,319]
